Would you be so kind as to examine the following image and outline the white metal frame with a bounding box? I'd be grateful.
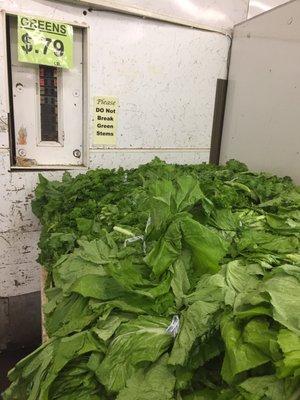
[0,9,90,170]
[37,68,64,148]
[54,0,232,37]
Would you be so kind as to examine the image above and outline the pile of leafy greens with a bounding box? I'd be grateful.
[4,159,300,400]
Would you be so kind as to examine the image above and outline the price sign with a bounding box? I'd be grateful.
[18,15,73,68]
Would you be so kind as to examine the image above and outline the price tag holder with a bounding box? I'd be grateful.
[17,15,73,69]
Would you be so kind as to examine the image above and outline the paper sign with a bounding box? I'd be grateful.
[93,96,118,146]
[18,15,73,68]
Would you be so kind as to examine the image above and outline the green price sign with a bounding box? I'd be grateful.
[18,15,73,69]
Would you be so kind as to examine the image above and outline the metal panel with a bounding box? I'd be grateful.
[0,231,40,297]
[0,292,41,350]
[247,0,290,19]
[0,12,9,149]
[55,0,249,31]
[8,292,41,347]
[88,12,230,150]
[89,148,210,169]
[9,17,84,166]
[220,0,300,183]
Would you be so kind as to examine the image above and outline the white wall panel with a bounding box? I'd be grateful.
[0,262,41,297]
[221,0,300,183]
[119,0,249,28]
[58,0,249,30]
[89,149,209,169]
[0,231,40,297]
[248,0,289,19]
[88,12,230,150]
[0,150,66,232]
[0,1,231,152]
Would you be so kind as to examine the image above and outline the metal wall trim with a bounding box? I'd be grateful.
[53,0,232,37]
[209,79,228,165]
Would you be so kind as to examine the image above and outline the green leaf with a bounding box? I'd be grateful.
[170,252,191,308]
[116,355,175,400]
[276,329,300,378]
[182,388,216,400]
[221,315,271,383]
[69,275,126,300]
[169,300,220,366]
[264,267,300,334]
[181,216,229,275]
[96,316,172,392]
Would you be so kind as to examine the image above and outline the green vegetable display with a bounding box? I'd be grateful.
[3,159,300,400]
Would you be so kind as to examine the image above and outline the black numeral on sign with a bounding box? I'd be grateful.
[22,36,65,58]
[43,38,52,54]
[53,40,64,57]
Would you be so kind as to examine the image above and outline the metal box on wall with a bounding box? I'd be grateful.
[6,15,87,168]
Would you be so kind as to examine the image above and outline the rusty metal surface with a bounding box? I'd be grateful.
[15,157,37,167]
